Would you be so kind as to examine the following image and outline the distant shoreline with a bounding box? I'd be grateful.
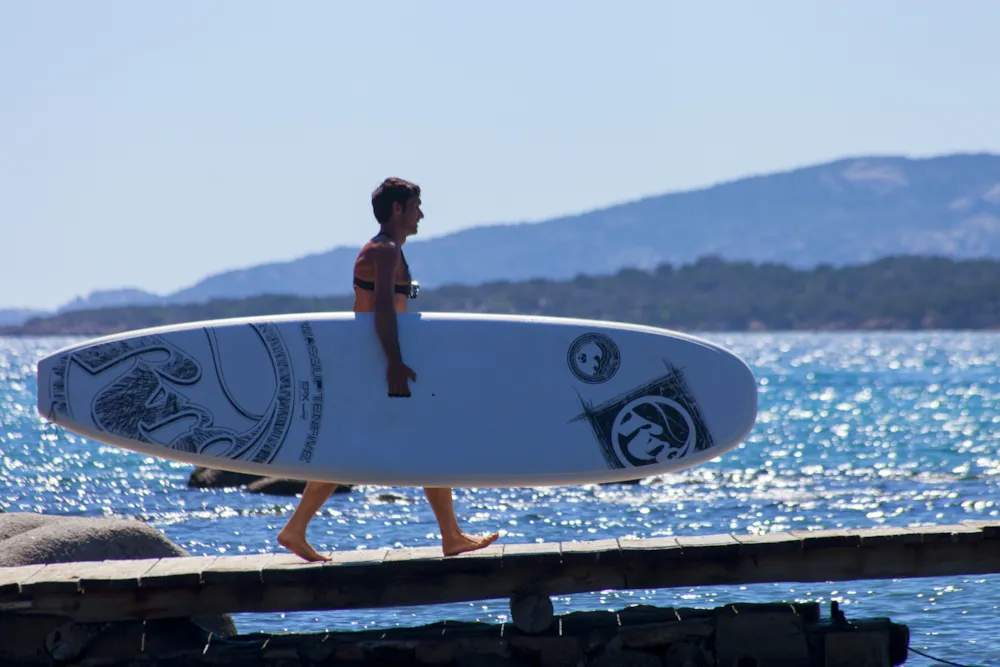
[3,255,999,337]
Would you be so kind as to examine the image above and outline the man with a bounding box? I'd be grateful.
[277,177,500,562]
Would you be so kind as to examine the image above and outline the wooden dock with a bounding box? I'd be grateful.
[2,520,999,626]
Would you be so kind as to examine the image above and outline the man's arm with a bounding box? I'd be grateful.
[370,242,404,366]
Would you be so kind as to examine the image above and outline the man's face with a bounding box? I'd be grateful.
[397,196,423,236]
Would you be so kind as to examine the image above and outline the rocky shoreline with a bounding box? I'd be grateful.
[148,603,908,667]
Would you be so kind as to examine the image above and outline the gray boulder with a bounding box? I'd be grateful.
[246,477,309,496]
[0,512,54,541]
[0,513,189,567]
[188,465,353,495]
[187,466,262,489]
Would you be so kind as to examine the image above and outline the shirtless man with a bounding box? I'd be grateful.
[276,177,500,562]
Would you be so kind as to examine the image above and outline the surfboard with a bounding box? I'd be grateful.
[35,312,758,487]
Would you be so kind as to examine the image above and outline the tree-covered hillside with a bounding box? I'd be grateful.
[3,256,998,336]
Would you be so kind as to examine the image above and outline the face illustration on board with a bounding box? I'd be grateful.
[574,341,606,379]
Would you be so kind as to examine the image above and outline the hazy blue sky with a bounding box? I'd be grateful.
[2,0,998,310]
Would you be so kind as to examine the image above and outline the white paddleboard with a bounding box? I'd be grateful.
[35,312,758,487]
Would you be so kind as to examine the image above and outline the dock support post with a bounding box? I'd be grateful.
[510,591,554,633]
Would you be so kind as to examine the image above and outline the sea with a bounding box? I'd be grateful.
[2,332,998,665]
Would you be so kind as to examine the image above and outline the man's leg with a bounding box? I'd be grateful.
[422,487,500,557]
[277,481,338,562]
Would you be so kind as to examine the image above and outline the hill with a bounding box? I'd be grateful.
[4,255,999,336]
[0,309,46,327]
[45,152,1000,314]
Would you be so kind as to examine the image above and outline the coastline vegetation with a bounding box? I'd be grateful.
[3,255,998,336]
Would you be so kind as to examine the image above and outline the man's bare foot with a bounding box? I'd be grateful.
[441,531,500,557]
[277,528,332,562]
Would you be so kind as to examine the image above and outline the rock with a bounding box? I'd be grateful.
[188,466,261,489]
[4,614,211,666]
[598,478,644,486]
[715,605,809,666]
[188,466,353,495]
[589,648,663,666]
[246,477,307,496]
[663,641,713,667]
[507,636,583,666]
[0,511,58,541]
[246,477,356,496]
[374,491,415,503]
[0,514,188,567]
[456,655,531,667]
[0,512,237,665]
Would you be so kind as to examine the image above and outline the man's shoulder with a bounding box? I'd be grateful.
[367,238,399,252]
[359,236,401,263]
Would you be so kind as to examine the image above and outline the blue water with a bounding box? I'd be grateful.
[2,332,999,664]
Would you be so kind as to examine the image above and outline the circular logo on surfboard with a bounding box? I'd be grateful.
[611,396,695,467]
[567,333,621,384]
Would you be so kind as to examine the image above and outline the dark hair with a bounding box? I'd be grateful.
[371,177,421,224]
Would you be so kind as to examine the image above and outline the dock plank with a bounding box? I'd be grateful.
[384,546,443,563]
[328,548,390,566]
[730,531,802,556]
[140,555,218,588]
[788,528,862,549]
[619,536,680,551]
[854,526,922,546]
[79,558,161,592]
[961,520,1000,539]
[2,521,999,623]
[561,538,622,564]
[451,543,504,560]
[0,564,46,596]
[675,533,743,554]
[903,523,984,544]
[20,561,98,595]
[201,554,276,585]
[501,542,561,559]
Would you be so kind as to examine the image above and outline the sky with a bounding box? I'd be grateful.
[2,0,998,310]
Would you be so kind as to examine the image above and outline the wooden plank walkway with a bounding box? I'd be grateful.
[1,520,999,623]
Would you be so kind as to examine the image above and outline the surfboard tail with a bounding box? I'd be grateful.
[36,352,58,424]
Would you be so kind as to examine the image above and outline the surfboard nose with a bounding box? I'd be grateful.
[726,356,759,442]
[675,339,759,455]
[711,351,759,449]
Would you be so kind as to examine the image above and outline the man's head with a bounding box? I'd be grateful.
[371,177,423,238]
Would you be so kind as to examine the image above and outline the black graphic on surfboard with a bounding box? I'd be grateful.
[572,361,715,469]
[567,332,621,384]
[46,323,294,464]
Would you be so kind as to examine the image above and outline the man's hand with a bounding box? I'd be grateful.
[387,360,417,398]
